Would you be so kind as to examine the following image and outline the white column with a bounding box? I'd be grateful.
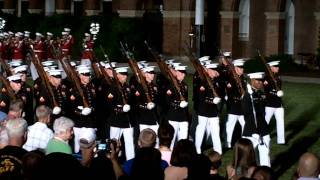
[45,0,55,16]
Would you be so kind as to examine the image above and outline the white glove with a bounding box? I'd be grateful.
[213,97,221,104]
[147,102,155,110]
[224,95,228,101]
[53,106,61,115]
[179,101,188,108]
[247,84,253,94]
[277,90,284,97]
[123,104,131,112]
[81,107,92,116]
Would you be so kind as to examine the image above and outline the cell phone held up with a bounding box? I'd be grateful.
[96,139,116,155]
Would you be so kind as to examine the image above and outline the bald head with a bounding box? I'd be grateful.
[298,152,320,177]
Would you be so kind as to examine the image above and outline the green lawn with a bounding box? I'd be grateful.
[184,74,320,179]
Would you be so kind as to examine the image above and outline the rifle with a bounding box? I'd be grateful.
[0,74,16,100]
[88,49,102,79]
[120,42,154,108]
[185,48,220,100]
[0,53,12,76]
[257,50,280,91]
[93,46,112,86]
[144,41,187,104]
[51,45,90,109]
[100,45,128,106]
[219,50,245,97]
[27,49,59,109]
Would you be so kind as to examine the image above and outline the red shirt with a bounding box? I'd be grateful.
[81,40,94,60]
[13,41,24,60]
[34,40,45,61]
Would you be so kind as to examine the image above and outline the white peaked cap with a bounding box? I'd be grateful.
[62,32,68,35]
[76,65,88,69]
[104,62,117,69]
[138,61,149,68]
[233,59,245,67]
[142,66,156,73]
[36,32,43,37]
[24,31,30,34]
[7,74,21,81]
[3,32,9,36]
[15,32,22,37]
[137,60,147,64]
[77,66,91,74]
[223,52,231,57]
[200,60,211,66]
[47,32,53,36]
[13,65,28,73]
[174,65,187,71]
[170,62,181,68]
[48,65,58,70]
[199,56,210,62]
[205,63,219,69]
[42,60,54,67]
[267,60,280,66]
[79,128,96,147]
[0,33,3,37]
[8,31,14,35]
[248,72,265,79]
[115,67,129,73]
[84,33,90,37]
[48,69,63,76]
[8,61,22,67]
[165,59,175,64]
[64,28,71,32]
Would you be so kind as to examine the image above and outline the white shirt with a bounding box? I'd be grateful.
[23,122,54,151]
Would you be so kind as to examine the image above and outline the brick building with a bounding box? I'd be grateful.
[1,0,319,58]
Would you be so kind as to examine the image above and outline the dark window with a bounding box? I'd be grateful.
[102,1,112,15]
[74,1,84,16]
[21,1,29,15]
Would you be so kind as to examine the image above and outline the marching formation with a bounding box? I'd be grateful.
[0,28,285,169]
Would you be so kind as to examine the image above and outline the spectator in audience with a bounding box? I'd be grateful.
[22,150,45,180]
[296,152,320,180]
[23,105,53,152]
[0,99,24,149]
[81,139,125,180]
[6,99,24,120]
[123,128,169,175]
[0,118,28,179]
[203,149,226,180]
[46,116,74,154]
[165,139,197,180]
[130,147,164,180]
[158,123,174,165]
[187,154,212,180]
[227,138,257,180]
[252,166,277,180]
[38,152,90,180]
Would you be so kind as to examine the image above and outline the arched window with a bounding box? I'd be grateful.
[239,0,250,41]
[285,0,294,55]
